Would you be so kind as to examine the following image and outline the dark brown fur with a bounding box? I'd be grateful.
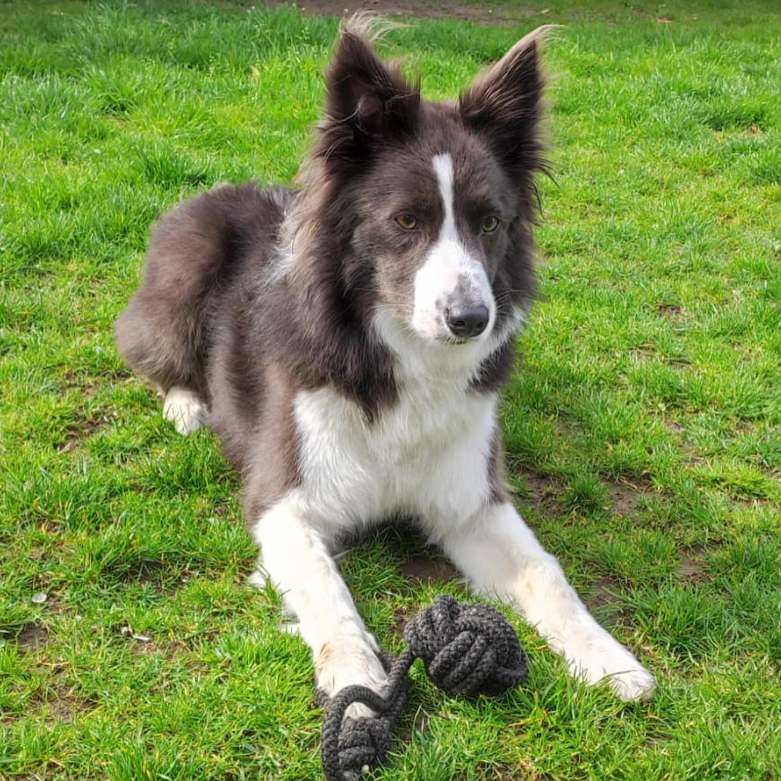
[114,22,547,517]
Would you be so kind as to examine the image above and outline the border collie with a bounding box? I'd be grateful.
[115,19,655,709]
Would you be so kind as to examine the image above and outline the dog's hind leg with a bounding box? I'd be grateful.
[162,386,207,436]
[114,188,239,431]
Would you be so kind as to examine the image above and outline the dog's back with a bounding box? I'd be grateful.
[115,183,293,407]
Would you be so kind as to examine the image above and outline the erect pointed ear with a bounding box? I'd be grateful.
[318,20,419,166]
[459,28,549,174]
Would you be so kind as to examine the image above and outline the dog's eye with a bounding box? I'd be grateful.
[481,216,500,233]
[395,213,418,230]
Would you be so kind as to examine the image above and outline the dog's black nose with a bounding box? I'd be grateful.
[445,303,490,339]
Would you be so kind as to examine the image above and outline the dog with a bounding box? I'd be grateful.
[115,18,656,710]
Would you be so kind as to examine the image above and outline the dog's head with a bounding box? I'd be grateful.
[294,19,547,350]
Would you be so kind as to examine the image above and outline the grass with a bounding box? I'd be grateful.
[1,0,780,778]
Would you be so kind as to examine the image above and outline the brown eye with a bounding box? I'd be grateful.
[395,213,418,230]
[481,216,499,233]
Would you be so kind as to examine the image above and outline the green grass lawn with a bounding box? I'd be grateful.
[2,0,781,778]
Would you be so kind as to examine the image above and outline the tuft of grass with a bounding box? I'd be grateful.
[1,1,780,780]
[562,471,608,515]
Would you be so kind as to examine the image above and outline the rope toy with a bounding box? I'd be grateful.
[320,595,529,781]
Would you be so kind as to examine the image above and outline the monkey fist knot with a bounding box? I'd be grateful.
[404,594,528,697]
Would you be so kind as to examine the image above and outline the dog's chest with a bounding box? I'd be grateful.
[292,381,496,535]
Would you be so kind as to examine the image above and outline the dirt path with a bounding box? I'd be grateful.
[266,0,532,25]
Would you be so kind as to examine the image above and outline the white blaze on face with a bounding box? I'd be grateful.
[411,153,495,342]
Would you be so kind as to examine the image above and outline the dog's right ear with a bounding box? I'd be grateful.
[318,23,419,166]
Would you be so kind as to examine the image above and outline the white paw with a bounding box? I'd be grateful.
[567,636,656,702]
[163,387,206,436]
[316,635,388,720]
[604,664,657,702]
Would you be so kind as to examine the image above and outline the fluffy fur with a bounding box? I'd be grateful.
[115,19,656,712]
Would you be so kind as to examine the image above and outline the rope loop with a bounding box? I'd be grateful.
[320,596,528,780]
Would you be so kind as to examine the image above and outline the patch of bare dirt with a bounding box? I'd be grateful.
[57,407,110,453]
[632,344,657,361]
[606,479,652,516]
[46,693,79,725]
[517,471,560,513]
[16,623,50,653]
[657,303,683,319]
[675,545,709,583]
[123,558,168,583]
[582,575,625,629]
[267,0,528,26]
[392,605,412,637]
[583,575,621,610]
[663,418,698,456]
[17,625,51,656]
[32,686,97,727]
[401,555,456,585]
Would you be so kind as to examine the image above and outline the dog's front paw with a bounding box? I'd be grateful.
[567,635,656,702]
[315,635,388,720]
[604,664,657,701]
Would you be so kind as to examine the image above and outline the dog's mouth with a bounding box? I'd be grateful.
[440,335,471,346]
[432,327,492,347]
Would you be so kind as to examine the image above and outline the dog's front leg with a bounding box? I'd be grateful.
[440,501,656,701]
[251,496,388,716]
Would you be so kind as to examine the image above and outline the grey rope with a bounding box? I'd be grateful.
[320,595,529,781]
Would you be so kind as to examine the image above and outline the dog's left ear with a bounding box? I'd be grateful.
[459,28,549,174]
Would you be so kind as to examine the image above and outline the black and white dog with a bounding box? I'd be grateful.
[116,19,655,708]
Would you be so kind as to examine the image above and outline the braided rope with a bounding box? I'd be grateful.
[320,595,528,781]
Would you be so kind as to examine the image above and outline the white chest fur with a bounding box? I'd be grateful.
[292,380,496,540]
